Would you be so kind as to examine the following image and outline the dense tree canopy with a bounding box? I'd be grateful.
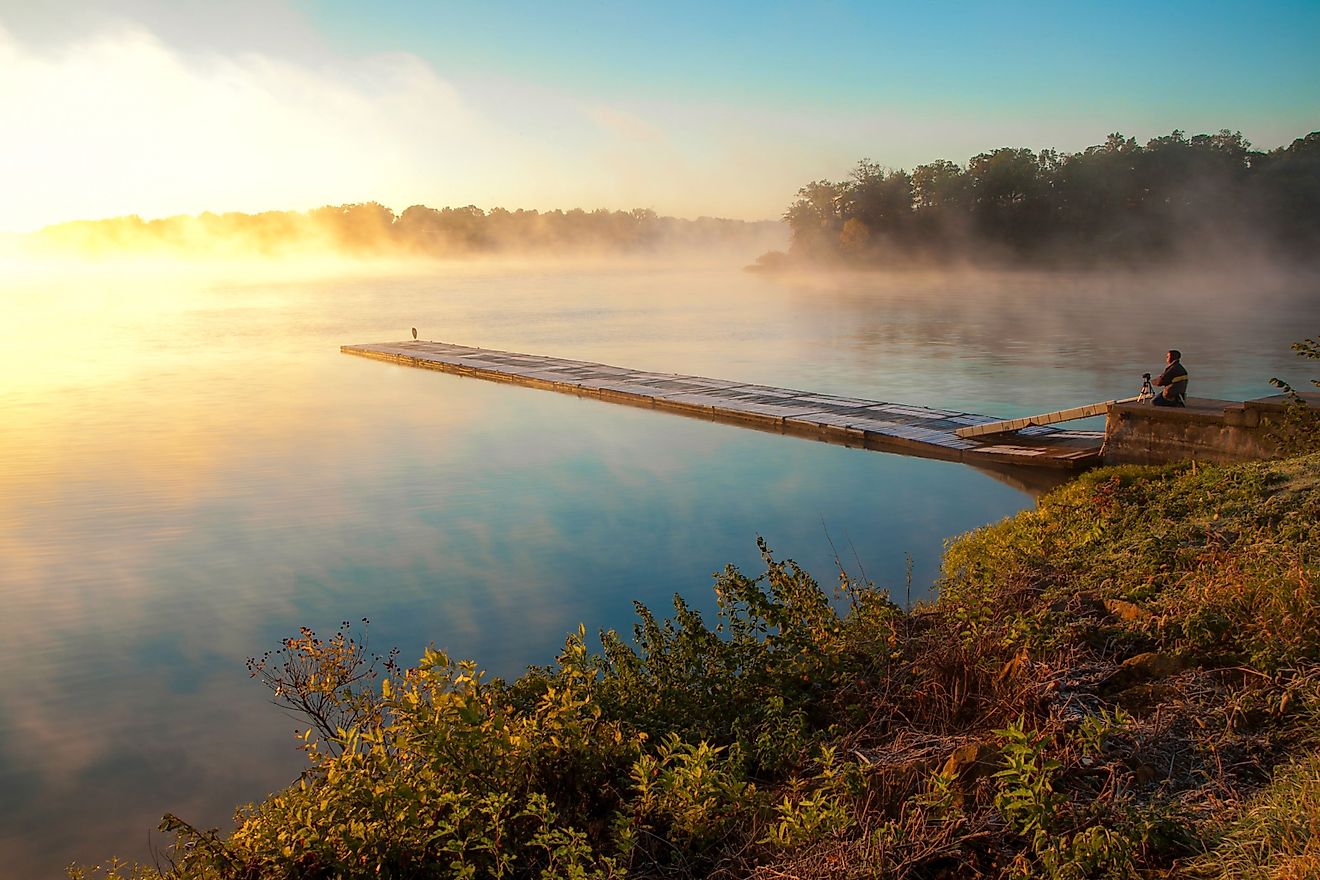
[37,203,778,257]
[779,130,1320,265]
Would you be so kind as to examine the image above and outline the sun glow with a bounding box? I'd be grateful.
[0,23,481,233]
[0,14,804,236]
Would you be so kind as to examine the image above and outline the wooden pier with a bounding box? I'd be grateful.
[342,341,1105,471]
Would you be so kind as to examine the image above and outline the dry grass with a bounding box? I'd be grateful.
[744,452,1320,879]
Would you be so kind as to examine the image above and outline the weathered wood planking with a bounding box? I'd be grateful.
[342,341,1104,470]
[954,397,1142,439]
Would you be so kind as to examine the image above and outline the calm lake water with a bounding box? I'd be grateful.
[2,252,1317,875]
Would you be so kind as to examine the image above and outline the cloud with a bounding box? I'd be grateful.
[0,22,484,231]
[0,13,824,232]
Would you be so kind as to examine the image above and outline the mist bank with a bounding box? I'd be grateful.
[761,129,1320,271]
[32,203,785,261]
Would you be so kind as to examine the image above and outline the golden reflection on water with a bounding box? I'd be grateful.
[0,252,479,823]
[0,256,492,873]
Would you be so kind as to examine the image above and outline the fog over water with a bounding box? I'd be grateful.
[2,252,1317,875]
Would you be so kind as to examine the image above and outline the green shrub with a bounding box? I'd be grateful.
[145,543,906,878]
[1269,334,1320,455]
[531,538,902,775]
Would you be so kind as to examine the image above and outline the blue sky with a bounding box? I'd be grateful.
[307,1,1317,112]
[0,0,1316,230]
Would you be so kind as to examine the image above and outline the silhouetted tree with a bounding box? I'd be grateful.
[778,128,1320,265]
[783,180,846,258]
[841,160,913,255]
[1254,132,1320,252]
[966,147,1047,251]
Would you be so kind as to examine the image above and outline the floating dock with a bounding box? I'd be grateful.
[342,341,1105,470]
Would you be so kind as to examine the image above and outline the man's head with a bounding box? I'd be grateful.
[1167,350,1181,364]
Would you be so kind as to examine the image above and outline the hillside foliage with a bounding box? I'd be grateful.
[71,443,1320,879]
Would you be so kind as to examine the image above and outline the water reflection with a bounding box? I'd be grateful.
[775,266,1317,409]
[1,258,1317,875]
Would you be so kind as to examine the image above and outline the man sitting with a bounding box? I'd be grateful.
[1152,350,1188,407]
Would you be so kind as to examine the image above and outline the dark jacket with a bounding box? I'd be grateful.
[1155,360,1189,402]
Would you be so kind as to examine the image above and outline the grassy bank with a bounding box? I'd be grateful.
[76,453,1320,879]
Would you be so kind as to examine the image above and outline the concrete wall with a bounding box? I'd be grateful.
[1102,394,1318,465]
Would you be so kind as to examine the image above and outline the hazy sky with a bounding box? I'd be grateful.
[1,0,1317,232]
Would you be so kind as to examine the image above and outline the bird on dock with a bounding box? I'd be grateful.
[411,327,418,341]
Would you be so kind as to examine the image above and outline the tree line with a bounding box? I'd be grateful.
[37,204,780,257]
[775,130,1320,266]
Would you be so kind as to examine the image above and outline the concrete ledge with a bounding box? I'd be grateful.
[1103,394,1318,465]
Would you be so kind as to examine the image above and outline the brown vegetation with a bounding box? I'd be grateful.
[70,447,1320,879]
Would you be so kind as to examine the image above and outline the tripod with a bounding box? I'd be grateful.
[1137,373,1155,403]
